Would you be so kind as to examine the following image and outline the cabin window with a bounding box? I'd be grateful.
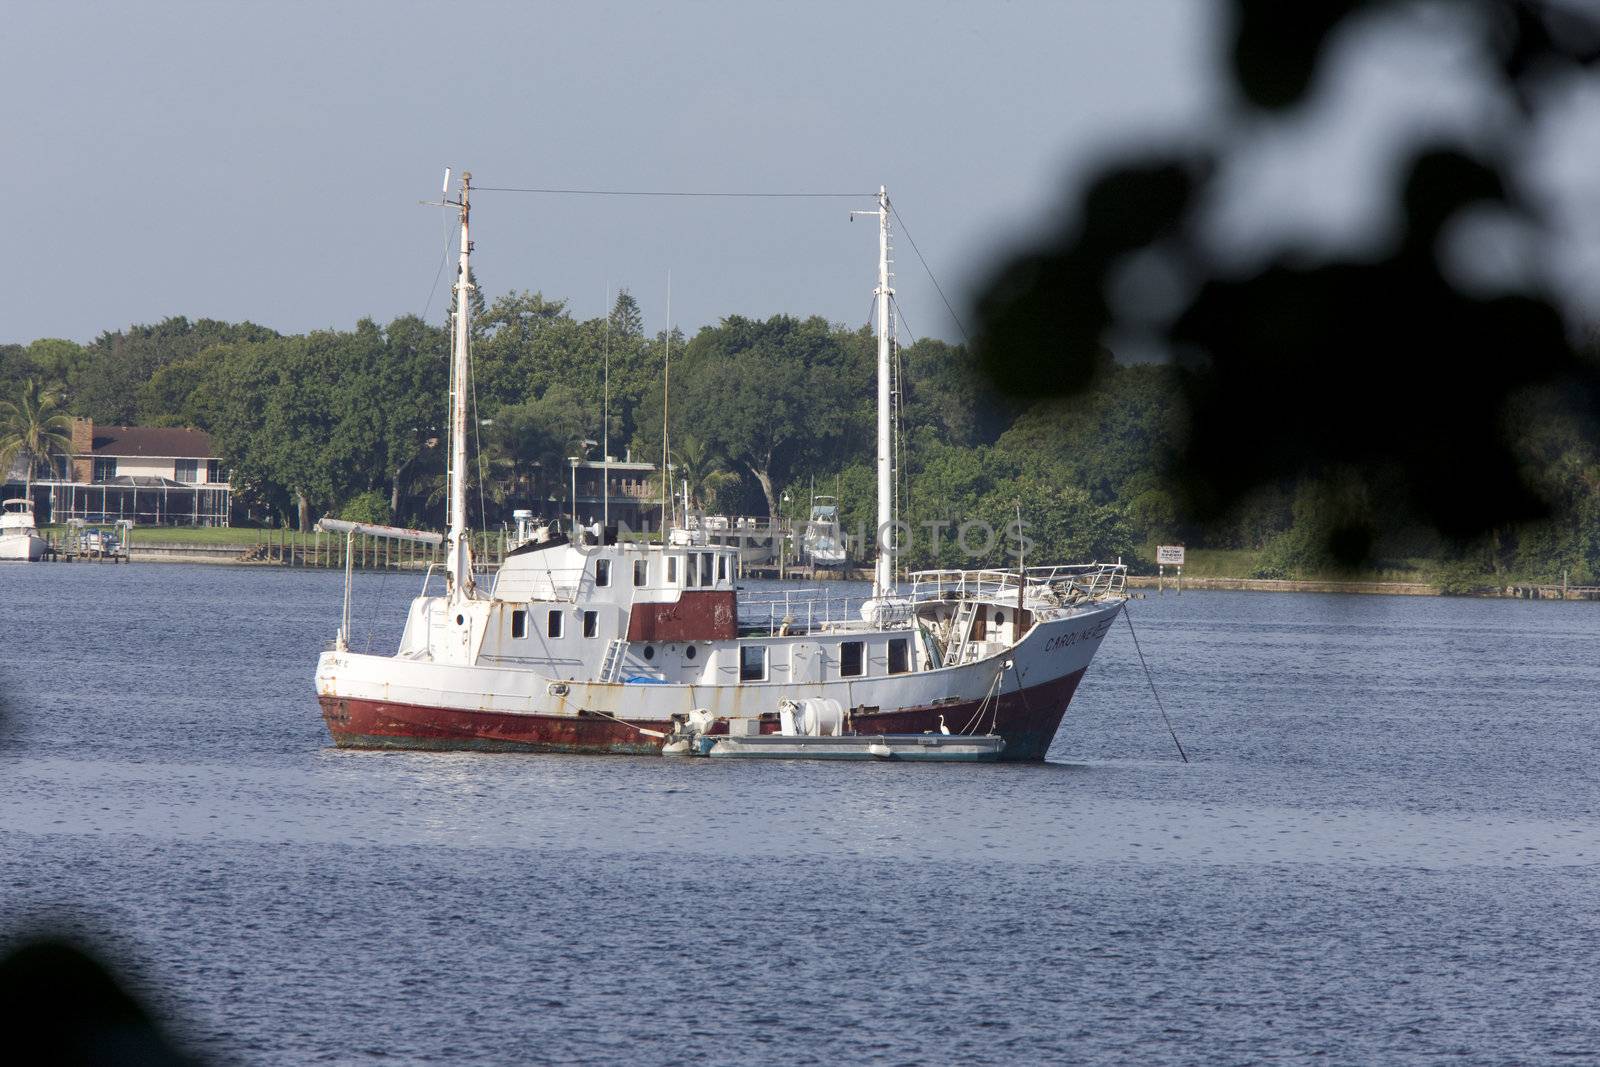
[685,555,697,588]
[583,610,598,638]
[511,609,527,639]
[718,554,728,581]
[888,637,909,675]
[634,559,648,586]
[840,641,864,678]
[667,557,678,584]
[547,610,563,639]
[701,553,714,586]
[595,559,611,587]
[740,645,767,682]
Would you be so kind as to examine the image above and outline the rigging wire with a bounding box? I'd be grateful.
[420,209,455,323]
[889,295,916,566]
[475,186,872,198]
[890,203,971,346]
[1122,605,1190,763]
[362,548,389,652]
[470,328,488,556]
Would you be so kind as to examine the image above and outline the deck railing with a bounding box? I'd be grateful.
[737,586,871,636]
[908,562,1127,606]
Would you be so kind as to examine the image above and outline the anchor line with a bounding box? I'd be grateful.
[960,667,1007,736]
[587,707,668,739]
[1122,606,1189,764]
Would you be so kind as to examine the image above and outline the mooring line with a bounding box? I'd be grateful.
[1122,605,1189,763]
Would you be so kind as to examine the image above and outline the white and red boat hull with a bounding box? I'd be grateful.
[316,600,1120,762]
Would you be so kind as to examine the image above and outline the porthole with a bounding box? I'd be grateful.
[643,645,655,660]
[455,614,465,626]
[995,611,1006,626]
[686,645,697,661]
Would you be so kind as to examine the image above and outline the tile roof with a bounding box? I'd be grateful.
[91,426,218,459]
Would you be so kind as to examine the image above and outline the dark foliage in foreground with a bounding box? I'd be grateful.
[971,0,1600,567]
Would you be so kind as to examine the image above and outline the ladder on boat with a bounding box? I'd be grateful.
[948,601,981,665]
[599,637,629,682]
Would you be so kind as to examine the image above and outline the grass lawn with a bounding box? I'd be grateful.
[1140,543,1445,583]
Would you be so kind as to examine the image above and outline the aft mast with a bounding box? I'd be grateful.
[446,171,476,598]
[854,187,895,600]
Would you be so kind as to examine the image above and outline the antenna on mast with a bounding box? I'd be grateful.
[442,167,452,195]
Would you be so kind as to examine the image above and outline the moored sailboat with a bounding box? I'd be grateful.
[314,174,1125,761]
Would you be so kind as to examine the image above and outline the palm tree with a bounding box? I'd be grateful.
[652,435,740,514]
[0,379,74,497]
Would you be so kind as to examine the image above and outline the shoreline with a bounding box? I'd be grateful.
[49,544,1595,601]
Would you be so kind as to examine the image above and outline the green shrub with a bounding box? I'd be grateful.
[338,490,391,526]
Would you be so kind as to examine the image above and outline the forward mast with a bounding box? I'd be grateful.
[447,171,476,599]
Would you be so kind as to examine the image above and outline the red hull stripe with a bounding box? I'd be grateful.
[320,668,1086,762]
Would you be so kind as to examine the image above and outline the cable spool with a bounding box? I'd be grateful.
[778,697,844,736]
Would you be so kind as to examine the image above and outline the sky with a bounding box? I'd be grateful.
[5,2,1599,351]
[0,0,1215,346]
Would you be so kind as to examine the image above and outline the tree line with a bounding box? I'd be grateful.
[4,292,1599,581]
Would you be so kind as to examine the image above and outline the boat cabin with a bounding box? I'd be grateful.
[395,524,1049,691]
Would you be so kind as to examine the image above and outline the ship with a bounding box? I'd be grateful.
[315,174,1126,761]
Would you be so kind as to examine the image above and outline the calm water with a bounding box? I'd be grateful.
[1,564,1597,1064]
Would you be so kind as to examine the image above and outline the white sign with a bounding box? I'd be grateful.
[1156,545,1186,566]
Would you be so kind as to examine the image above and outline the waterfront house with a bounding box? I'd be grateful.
[0,417,233,526]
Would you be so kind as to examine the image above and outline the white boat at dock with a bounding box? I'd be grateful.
[0,498,47,561]
[800,494,848,568]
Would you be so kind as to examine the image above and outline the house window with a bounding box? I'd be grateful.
[176,459,199,483]
[634,559,648,586]
[840,641,864,678]
[583,610,598,638]
[888,638,909,675]
[718,554,728,582]
[595,558,611,587]
[511,609,527,639]
[667,556,678,584]
[93,457,117,482]
[206,459,220,483]
[740,645,767,682]
[547,610,563,639]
